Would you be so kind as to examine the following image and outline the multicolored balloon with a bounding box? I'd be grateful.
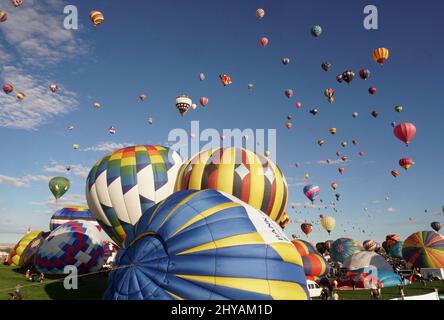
[330,238,362,263]
[175,147,288,224]
[90,10,104,26]
[49,206,99,231]
[363,240,377,252]
[359,69,370,80]
[402,231,444,268]
[86,145,183,247]
[303,184,320,203]
[311,25,322,37]
[399,158,414,170]
[372,47,390,65]
[104,189,309,300]
[7,231,46,267]
[2,83,13,94]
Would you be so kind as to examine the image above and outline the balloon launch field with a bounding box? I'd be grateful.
[1,265,443,300]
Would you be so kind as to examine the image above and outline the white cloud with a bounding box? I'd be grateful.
[387,207,397,213]
[285,177,306,187]
[317,159,349,165]
[0,1,88,66]
[371,200,381,204]
[30,193,87,213]
[81,141,135,152]
[0,174,51,188]
[0,66,79,129]
[289,202,334,209]
[44,162,90,178]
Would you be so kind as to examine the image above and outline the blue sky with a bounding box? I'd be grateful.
[0,0,443,245]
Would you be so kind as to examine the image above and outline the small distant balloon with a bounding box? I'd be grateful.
[256,8,265,19]
[311,25,322,37]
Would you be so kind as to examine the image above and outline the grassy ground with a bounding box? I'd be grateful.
[314,280,444,300]
[0,265,108,300]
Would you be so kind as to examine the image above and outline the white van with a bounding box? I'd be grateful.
[306,280,322,299]
[421,268,444,280]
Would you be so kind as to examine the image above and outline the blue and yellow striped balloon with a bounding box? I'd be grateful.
[104,189,308,300]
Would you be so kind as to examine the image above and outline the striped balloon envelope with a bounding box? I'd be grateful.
[104,189,308,300]
[292,240,329,278]
[363,240,377,252]
[86,145,183,247]
[330,238,363,263]
[402,231,444,268]
[35,221,105,274]
[7,231,45,267]
[49,206,99,231]
[174,147,288,224]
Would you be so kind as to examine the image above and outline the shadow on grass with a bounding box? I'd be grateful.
[44,273,109,300]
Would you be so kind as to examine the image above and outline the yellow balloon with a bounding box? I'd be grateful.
[320,215,336,235]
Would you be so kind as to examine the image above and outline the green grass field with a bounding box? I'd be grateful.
[1,264,444,300]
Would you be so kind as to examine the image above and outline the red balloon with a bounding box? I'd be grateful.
[301,223,313,236]
[394,123,416,146]
[199,97,208,107]
[338,167,345,174]
[399,157,414,170]
[260,37,269,47]
[368,87,377,95]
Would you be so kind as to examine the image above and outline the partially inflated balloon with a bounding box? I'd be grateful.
[7,231,45,267]
[175,147,288,224]
[104,189,309,300]
[49,206,99,231]
[86,145,183,247]
[49,177,70,200]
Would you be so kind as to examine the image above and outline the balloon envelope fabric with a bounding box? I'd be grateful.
[174,147,288,224]
[7,231,44,267]
[388,241,403,259]
[35,220,105,274]
[330,238,363,263]
[86,145,183,247]
[49,206,99,231]
[104,189,308,300]
[291,240,329,278]
[402,231,444,268]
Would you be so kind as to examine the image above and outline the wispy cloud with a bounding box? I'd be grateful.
[0,66,79,129]
[387,207,397,213]
[285,177,307,188]
[81,141,135,152]
[0,174,51,188]
[317,159,348,165]
[0,1,88,66]
[289,202,335,209]
[30,194,87,213]
[44,162,90,178]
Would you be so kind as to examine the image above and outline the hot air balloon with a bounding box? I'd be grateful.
[256,8,265,19]
[16,92,25,101]
[352,112,359,118]
[285,89,294,99]
[282,57,290,65]
[391,121,397,128]
[247,83,254,90]
[90,10,104,26]
[431,222,441,232]
[316,242,326,255]
[402,231,444,268]
[341,156,348,162]
[342,70,355,83]
[309,108,318,116]
[6,231,46,267]
[320,215,336,235]
[372,48,390,65]
[359,69,370,80]
[219,74,232,86]
[279,212,290,229]
[303,184,320,203]
[108,126,116,135]
[304,173,310,180]
[336,74,343,83]
[104,189,309,300]
[311,25,322,37]
[0,11,7,22]
[292,240,329,279]
[287,115,293,120]
[49,84,59,93]
[336,151,342,157]
[363,240,377,252]
[94,102,101,109]
[73,143,79,150]
[148,117,154,124]
[371,111,379,118]
[338,167,345,175]
[321,62,331,72]
[86,145,183,247]
[352,139,358,145]
[324,88,335,104]
[335,193,340,201]
[199,96,208,107]
[35,221,105,275]
[3,83,13,94]
[139,94,146,102]
[318,140,325,147]
[175,147,288,224]
[286,122,293,129]
[301,223,313,236]
[368,87,377,95]
[49,206,99,231]
[199,73,205,81]
[391,170,399,178]
[385,234,401,249]
[175,95,192,116]
[399,158,414,170]
[329,127,337,135]
[395,105,403,113]
[260,37,269,47]
[49,177,70,200]
[331,182,337,190]
[11,0,23,7]
[341,141,347,147]
[394,123,416,146]
[330,238,362,263]
[295,102,302,108]
[358,151,364,157]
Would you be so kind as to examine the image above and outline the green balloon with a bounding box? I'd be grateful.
[49,177,70,200]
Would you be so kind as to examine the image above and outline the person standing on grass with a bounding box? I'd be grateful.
[332,290,339,300]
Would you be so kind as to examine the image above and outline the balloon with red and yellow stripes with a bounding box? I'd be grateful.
[175,147,288,224]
